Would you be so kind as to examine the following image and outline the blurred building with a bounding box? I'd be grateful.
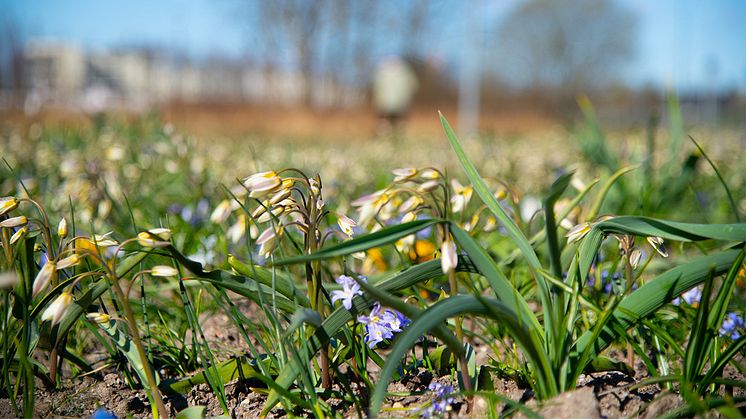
[20,40,363,112]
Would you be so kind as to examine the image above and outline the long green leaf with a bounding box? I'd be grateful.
[97,319,157,387]
[261,256,478,415]
[449,224,541,332]
[439,112,541,271]
[55,251,149,347]
[369,295,552,416]
[227,255,308,306]
[273,219,441,266]
[571,248,743,371]
[593,217,745,242]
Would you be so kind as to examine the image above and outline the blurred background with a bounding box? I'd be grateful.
[0,0,744,138]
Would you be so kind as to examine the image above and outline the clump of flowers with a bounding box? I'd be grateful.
[420,382,456,418]
[357,303,410,348]
[719,312,745,340]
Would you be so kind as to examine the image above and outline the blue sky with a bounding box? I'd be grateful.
[3,0,745,91]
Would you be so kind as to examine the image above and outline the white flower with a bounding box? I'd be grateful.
[629,248,642,269]
[398,195,423,214]
[441,239,458,275]
[257,227,282,258]
[647,236,668,257]
[450,180,473,213]
[210,200,234,223]
[418,180,439,193]
[56,254,82,270]
[57,218,68,238]
[337,214,356,237]
[0,197,18,216]
[243,171,282,198]
[33,261,57,298]
[151,265,179,277]
[9,226,28,245]
[565,223,591,243]
[137,228,172,248]
[42,292,73,326]
[0,216,27,228]
[392,168,418,182]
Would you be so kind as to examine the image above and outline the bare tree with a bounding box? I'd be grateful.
[497,0,636,99]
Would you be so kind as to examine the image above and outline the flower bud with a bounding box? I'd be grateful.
[41,291,73,326]
[56,254,82,270]
[9,226,28,245]
[565,223,591,243]
[57,218,68,239]
[243,171,282,198]
[86,312,111,323]
[0,216,27,228]
[151,265,179,277]
[137,228,172,248]
[629,248,642,269]
[0,197,18,216]
[32,261,57,298]
[440,239,458,275]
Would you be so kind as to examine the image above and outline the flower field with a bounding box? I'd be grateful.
[0,100,744,418]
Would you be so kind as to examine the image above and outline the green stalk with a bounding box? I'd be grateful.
[108,275,168,418]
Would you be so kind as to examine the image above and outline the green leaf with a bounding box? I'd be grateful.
[440,112,541,271]
[97,319,159,387]
[168,246,303,313]
[593,217,746,242]
[227,255,308,306]
[160,356,269,395]
[175,406,205,419]
[449,223,541,332]
[55,251,149,347]
[571,248,744,373]
[272,219,442,266]
[369,295,554,416]
[261,256,478,415]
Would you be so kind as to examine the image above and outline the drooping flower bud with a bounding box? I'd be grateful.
[440,239,458,275]
[137,228,172,248]
[86,312,111,323]
[0,216,27,228]
[32,261,57,298]
[151,265,179,277]
[41,291,73,326]
[243,171,282,198]
[0,197,18,216]
[9,226,28,245]
[56,254,82,270]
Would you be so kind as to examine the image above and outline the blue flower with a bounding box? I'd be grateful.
[673,287,702,307]
[420,382,455,418]
[330,275,364,310]
[719,312,745,340]
[357,303,409,348]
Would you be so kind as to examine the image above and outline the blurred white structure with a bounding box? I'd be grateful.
[20,40,363,112]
